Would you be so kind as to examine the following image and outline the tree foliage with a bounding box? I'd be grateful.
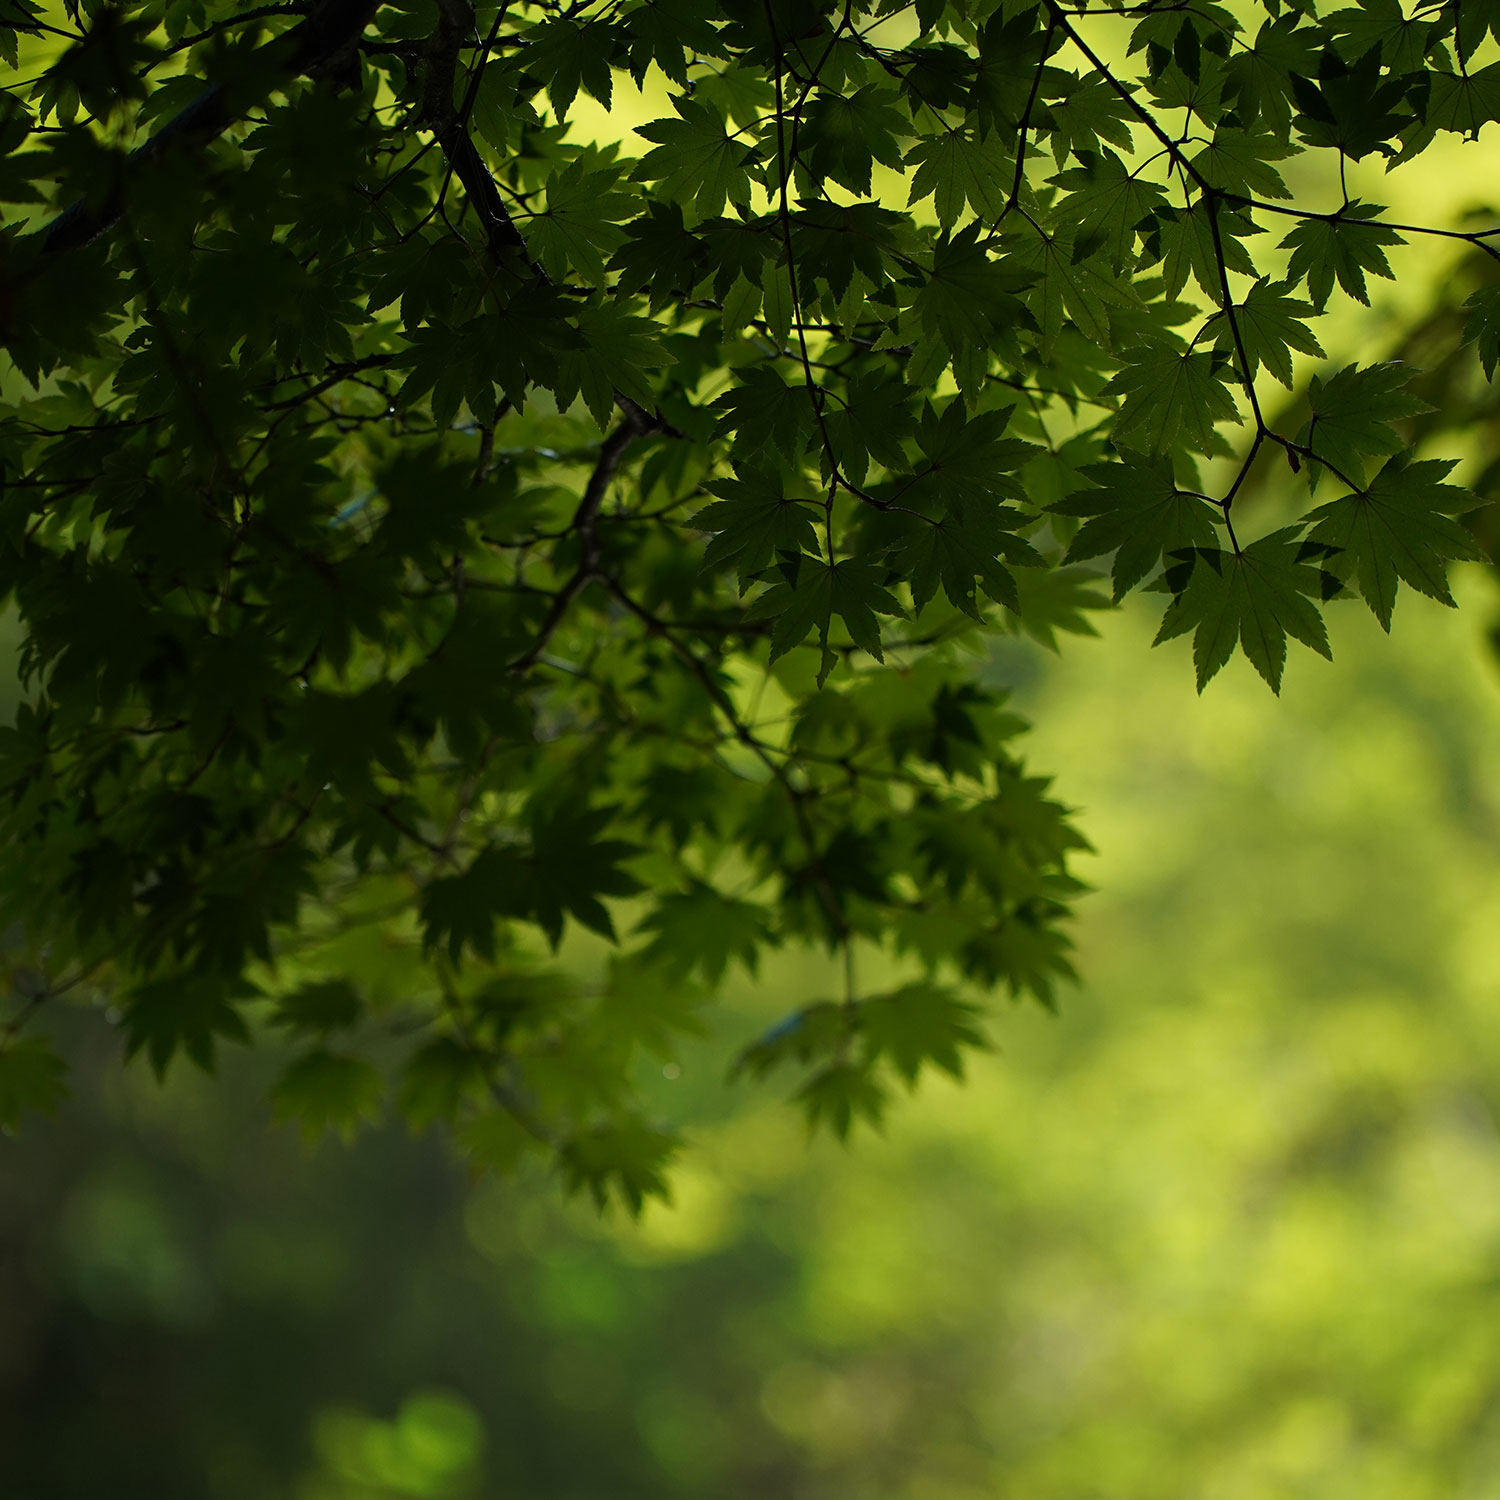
[0,0,1492,1206]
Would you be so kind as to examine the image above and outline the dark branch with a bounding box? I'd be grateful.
[36,0,380,256]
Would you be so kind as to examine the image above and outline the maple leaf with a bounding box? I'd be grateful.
[1154,530,1334,692]
[824,371,917,483]
[1105,345,1243,455]
[270,978,362,1036]
[120,974,255,1079]
[906,228,1037,384]
[1302,362,1431,487]
[905,130,1012,228]
[1190,126,1300,198]
[1207,278,1324,387]
[420,847,533,966]
[559,1118,677,1214]
[1002,566,1113,650]
[636,881,777,986]
[694,470,822,590]
[1402,64,1500,154]
[1054,148,1170,273]
[797,1062,890,1139]
[1280,201,1403,309]
[1464,283,1500,379]
[1290,47,1421,159]
[559,303,674,427]
[528,804,644,948]
[859,981,990,1087]
[527,155,636,284]
[633,97,756,218]
[1010,221,1136,352]
[712,367,815,458]
[749,555,904,683]
[272,1050,383,1144]
[875,501,1042,617]
[1306,459,1483,628]
[523,18,616,119]
[800,85,910,196]
[1326,0,1442,71]
[1058,456,1221,598]
[1144,198,1260,300]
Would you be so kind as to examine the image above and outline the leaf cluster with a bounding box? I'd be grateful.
[0,0,1491,1206]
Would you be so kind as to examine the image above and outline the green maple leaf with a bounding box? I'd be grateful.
[420,847,532,966]
[1306,458,1483,628]
[1290,48,1419,159]
[1054,149,1169,273]
[121,974,255,1079]
[1190,127,1299,198]
[1463,283,1500,379]
[595,954,711,1060]
[636,881,777,985]
[751,556,904,681]
[1105,345,1242,455]
[1410,64,1500,148]
[1010,222,1135,351]
[824,371,916,483]
[1043,72,1139,163]
[713,367,815,458]
[694,470,822,590]
[796,1061,889,1140]
[859,981,989,1087]
[1154,530,1334,692]
[524,18,616,119]
[958,909,1078,1007]
[907,228,1036,380]
[791,201,909,303]
[399,1037,484,1132]
[270,978,362,1036]
[621,0,720,85]
[1458,0,1500,61]
[732,1002,849,1083]
[1002,565,1112,650]
[971,11,1059,137]
[1229,15,1322,134]
[1326,0,1442,71]
[906,130,1012,227]
[1058,456,1221,599]
[529,803,644,947]
[801,85,910,195]
[559,1118,677,1215]
[910,399,1040,505]
[1280,201,1403,309]
[633,96,756,219]
[876,502,1041,617]
[1208,278,1324,387]
[560,303,674,427]
[527,156,636,284]
[609,200,705,311]
[272,1050,383,1144]
[1145,198,1259,300]
[1303,362,1431,487]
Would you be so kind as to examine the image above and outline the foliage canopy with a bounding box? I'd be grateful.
[0,0,1493,1207]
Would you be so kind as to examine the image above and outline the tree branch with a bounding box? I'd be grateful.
[36,0,380,256]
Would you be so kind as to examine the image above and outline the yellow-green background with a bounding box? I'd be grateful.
[7,571,1500,1500]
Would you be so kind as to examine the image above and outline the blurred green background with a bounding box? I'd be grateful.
[7,573,1500,1500]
